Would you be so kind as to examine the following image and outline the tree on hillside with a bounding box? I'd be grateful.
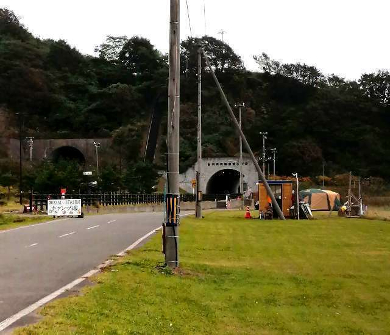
[0,8,31,41]
[359,70,390,106]
[46,40,86,72]
[181,36,244,75]
[254,53,325,87]
[95,35,129,62]
[118,36,164,78]
[123,161,159,194]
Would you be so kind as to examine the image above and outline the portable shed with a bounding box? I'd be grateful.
[258,180,293,218]
[300,189,341,211]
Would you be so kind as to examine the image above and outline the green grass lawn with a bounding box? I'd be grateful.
[15,211,390,334]
[0,213,51,231]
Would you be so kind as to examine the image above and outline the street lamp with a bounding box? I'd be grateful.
[93,141,101,176]
[259,132,268,174]
[292,173,299,220]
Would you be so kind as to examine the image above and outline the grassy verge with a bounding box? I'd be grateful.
[364,206,390,221]
[0,214,51,231]
[16,211,390,334]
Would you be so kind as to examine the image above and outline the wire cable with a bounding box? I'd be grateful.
[203,0,207,36]
[185,0,193,36]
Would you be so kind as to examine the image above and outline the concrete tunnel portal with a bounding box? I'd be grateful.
[206,169,241,194]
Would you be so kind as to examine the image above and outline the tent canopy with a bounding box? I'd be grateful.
[299,189,341,211]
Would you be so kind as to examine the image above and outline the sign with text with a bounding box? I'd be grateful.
[48,199,82,216]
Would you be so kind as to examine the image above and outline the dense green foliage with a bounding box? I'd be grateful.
[0,8,389,190]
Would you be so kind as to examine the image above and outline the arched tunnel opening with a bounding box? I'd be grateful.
[206,169,240,194]
[51,146,85,164]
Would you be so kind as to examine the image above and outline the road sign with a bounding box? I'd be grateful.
[48,199,81,216]
[83,171,93,176]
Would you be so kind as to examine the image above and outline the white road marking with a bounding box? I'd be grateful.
[0,226,162,332]
[107,220,117,224]
[87,225,99,230]
[0,219,68,235]
[59,231,75,238]
[26,243,38,248]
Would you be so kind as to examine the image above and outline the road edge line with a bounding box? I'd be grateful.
[0,219,68,235]
[0,226,162,332]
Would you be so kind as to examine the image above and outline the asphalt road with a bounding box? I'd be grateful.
[0,212,165,326]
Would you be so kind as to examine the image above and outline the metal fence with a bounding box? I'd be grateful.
[29,192,241,212]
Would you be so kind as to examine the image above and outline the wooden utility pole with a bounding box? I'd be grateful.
[164,0,181,268]
[196,47,202,219]
[202,50,285,220]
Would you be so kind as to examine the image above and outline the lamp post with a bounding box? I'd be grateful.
[292,172,299,220]
[259,132,267,175]
[93,141,101,176]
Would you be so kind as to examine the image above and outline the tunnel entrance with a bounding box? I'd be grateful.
[51,146,85,164]
[206,169,240,194]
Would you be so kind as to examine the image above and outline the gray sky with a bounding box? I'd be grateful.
[1,0,389,80]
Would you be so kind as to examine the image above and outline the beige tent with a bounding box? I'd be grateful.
[300,189,341,211]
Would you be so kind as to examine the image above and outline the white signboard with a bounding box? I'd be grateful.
[83,171,93,176]
[48,199,82,216]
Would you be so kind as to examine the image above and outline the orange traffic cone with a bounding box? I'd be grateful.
[245,206,251,219]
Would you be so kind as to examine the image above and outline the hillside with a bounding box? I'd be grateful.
[1,8,390,180]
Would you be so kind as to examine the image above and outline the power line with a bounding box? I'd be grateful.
[203,0,207,35]
[185,0,193,36]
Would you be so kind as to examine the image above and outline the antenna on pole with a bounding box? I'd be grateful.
[218,29,226,42]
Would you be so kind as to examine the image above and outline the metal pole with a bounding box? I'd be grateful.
[347,171,352,217]
[260,132,267,175]
[196,47,202,219]
[202,50,285,220]
[165,0,181,267]
[95,146,99,175]
[293,173,299,220]
[270,148,276,177]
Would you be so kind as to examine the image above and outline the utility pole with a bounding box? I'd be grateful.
[259,132,267,176]
[270,148,277,178]
[165,0,181,268]
[202,50,285,220]
[196,46,202,219]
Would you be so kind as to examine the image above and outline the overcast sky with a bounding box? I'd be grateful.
[1,0,389,80]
